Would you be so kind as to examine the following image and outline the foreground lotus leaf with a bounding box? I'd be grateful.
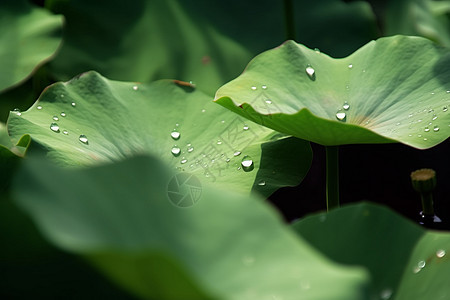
[12,154,369,299]
[7,71,311,196]
[215,35,450,149]
[292,202,450,300]
[0,0,62,92]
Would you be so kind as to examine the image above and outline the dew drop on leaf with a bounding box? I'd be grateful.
[348,64,353,69]
[171,130,180,140]
[336,110,346,121]
[251,86,257,91]
[234,151,241,157]
[432,114,438,120]
[60,112,66,117]
[342,101,350,110]
[257,180,266,186]
[424,126,430,132]
[180,157,187,164]
[62,130,68,135]
[436,249,446,258]
[443,106,448,112]
[52,116,59,121]
[13,108,21,116]
[261,85,267,90]
[37,105,43,110]
[132,85,138,91]
[79,135,88,144]
[243,124,249,131]
[305,64,315,80]
[50,123,60,133]
[433,125,440,132]
[171,146,181,157]
[71,102,76,107]
[265,99,272,104]
[241,155,254,172]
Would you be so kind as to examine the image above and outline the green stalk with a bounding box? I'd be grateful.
[326,146,340,211]
[283,0,296,40]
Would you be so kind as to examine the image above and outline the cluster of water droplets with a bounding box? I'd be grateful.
[36,95,89,145]
[412,249,446,274]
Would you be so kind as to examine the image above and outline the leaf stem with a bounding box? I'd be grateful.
[326,146,340,211]
[283,0,296,40]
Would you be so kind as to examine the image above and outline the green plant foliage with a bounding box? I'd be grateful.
[12,154,369,300]
[7,71,311,196]
[215,35,450,149]
[385,0,450,47]
[292,202,450,300]
[45,0,252,96]
[0,0,62,92]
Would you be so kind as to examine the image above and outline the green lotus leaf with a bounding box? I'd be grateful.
[46,0,252,96]
[12,154,369,299]
[385,0,450,47]
[7,71,311,196]
[0,0,62,92]
[292,202,450,300]
[215,36,450,149]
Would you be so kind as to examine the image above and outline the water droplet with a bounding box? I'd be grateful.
[417,260,426,270]
[305,64,315,80]
[418,119,422,122]
[234,151,241,157]
[336,110,346,121]
[443,106,448,112]
[433,125,440,132]
[242,255,255,266]
[265,99,272,104]
[258,180,266,186]
[132,85,138,91]
[436,249,446,258]
[187,145,194,153]
[60,112,66,117]
[52,115,59,121]
[362,69,366,73]
[432,114,438,120]
[243,124,249,131]
[62,130,68,135]
[181,157,187,164]
[380,288,393,300]
[251,86,257,91]
[37,105,43,110]
[431,92,435,95]
[424,138,428,141]
[262,85,267,90]
[71,102,76,107]
[221,120,225,124]
[217,140,222,145]
[314,48,320,53]
[201,109,206,113]
[241,155,254,172]
[60,94,64,98]
[171,130,180,140]
[225,158,231,163]
[79,135,88,144]
[13,108,21,116]
[50,123,60,133]
[348,64,353,69]
[396,122,401,126]
[424,126,430,132]
[342,101,350,110]
[408,113,413,118]
[447,90,450,93]
[171,146,181,157]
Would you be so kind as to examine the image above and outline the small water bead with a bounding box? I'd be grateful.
[424,126,430,132]
[436,249,446,258]
[336,110,346,121]
[257,180,266,186]
[432,114,438,120]
[234,151,241,157]
[60,94,64,98]
[342,101,350,110]
[13,108,21,116]
[265,99,272,104]
[171,146,181,157]
[171,130,181,140]
[52,116,59,121]
[433,125,440,132]
[201,109,206,113]
[62,130,68,135]
[241,155,254,172]
[37,105,43,110]
[261,85,267,90]
[225,158,231,163]
[305,64,315,79]
[348,64,353,69]
[60,112,66,117]
[79,135,88,144]
[50,123,60,133]
[314,48,321,53]
[71,102,76,107]
[443,106,448,112]
[424,138,428,141]
[221,120,225,124]
[132,85,138,91]
[243,124,249,131]
[187,145,194,153]
[181,157,188,164]
[217,140,222,145]
[251,86,257,91]
[380,288,393,300]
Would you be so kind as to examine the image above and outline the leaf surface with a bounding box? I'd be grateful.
[215,36,450,149]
